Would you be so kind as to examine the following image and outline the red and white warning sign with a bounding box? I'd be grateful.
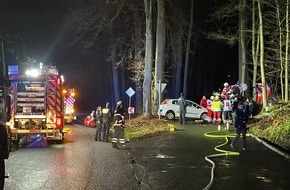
[128,107,135,114]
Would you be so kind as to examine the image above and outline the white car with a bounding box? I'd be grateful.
[158,99,211,121]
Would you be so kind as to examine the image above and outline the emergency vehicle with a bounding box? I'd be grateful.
[6,64,65,143]
[63,88,76,123]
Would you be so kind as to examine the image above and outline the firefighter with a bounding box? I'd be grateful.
[94,106,103,141]
[211,96,223,125]
[222,95,232,130]
[206,96,214,121]
[101,102,112,142]
[112,101,126,148]
[221,82,230,99]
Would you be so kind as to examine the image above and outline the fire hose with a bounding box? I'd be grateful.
[202,131,240,190]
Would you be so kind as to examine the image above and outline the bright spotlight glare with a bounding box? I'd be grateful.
[26,69,40,77]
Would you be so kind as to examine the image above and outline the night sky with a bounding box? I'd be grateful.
[0,0,237,113]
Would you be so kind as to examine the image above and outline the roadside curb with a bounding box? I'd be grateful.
[250,133,290,160]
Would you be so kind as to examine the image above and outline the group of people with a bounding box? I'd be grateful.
[200,83,252,127]
[200,82,252,150]
[93,101,127,148]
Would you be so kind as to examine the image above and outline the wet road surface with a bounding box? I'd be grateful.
[126,122,290,190]
[4,122,290,190]
[4,124,138,190]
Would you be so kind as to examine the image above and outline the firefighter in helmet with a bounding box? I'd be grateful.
[112,101,126,148]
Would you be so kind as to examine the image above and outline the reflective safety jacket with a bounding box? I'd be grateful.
[206,99,212,110]
[102,108,112,121]
[211,100,222,112]
[222,99,232,111]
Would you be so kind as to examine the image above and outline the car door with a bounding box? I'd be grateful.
[171,100,180,118]
[185,100,202,119]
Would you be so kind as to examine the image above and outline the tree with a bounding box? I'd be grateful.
[257,0,268,108]
[182,0,194,98]
[154,0,166,112]
[285,0,289,102]
[251,0,259,101]
[239,0,247,84]
[143,0,153,117]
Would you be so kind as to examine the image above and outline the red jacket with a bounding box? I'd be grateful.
[200,98,207,108]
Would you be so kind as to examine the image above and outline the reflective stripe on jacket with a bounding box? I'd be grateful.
[206,99,212,109]
[223,99,232,111]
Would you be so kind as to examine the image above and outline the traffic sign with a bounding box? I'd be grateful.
[156,83,167,93]
[126,87,135,97]
[128,107,135,114]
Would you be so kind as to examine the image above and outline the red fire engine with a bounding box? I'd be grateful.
[6,64,65,143]
[63,88,76,123]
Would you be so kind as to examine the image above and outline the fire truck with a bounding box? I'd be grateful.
[63,88,76,123]
[6,64,65,143]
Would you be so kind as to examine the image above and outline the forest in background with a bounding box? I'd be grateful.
[1,0,290,115]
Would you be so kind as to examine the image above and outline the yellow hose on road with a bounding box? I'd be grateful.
[204,131,240,156]
[202,130,240,190]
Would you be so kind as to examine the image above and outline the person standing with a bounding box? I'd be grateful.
[200,95,207,108]
[206,96,214,121]
[230,97,249,150]
[221,82,231,99]
[94,106,103,141]
[112,101,126,148]
[178,93,187,125]
[222,95,232,130]
[211,96,223,125]
[101,102,112,142]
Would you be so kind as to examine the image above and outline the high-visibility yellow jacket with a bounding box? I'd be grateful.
[211,100,222,111]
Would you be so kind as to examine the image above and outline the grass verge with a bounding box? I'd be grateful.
[125,116,172,141]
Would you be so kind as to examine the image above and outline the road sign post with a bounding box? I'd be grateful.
[156,80,167,119]
[126,87,135,120]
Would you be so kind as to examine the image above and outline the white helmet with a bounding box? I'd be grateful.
[117,101,123,106]
[224,82,229,87]
[214,95,220,100]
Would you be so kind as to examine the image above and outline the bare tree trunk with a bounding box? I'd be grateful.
[258,0,268,109]
[110,44,121,105]
[285,0,289,102]
[274,0,284,101]
[133,7,143,115]
[154,0,166,112]
[183,0,194,98]
[143,0,153,117]
[172,22,183,98]
[252,0,259,101]
[239,0,247,84]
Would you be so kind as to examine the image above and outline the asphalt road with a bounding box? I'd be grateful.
[3,122,290,190]
[125,121,290,190]
[4,124,139,190]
